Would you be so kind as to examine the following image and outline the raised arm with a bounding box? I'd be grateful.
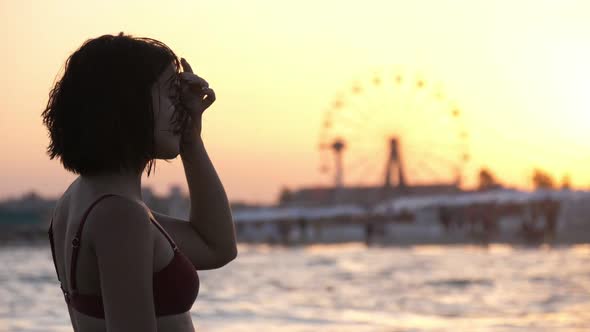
[149,57,237,269]
[179,135,237,259]
[177,57,237,259]
[146,113,237,270]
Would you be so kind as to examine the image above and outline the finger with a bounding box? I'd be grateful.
[187,83,211,96]
[180,58,193,73]
[180,72,209,88]
[201,87,216,106]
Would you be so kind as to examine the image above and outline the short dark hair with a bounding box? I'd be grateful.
[41,32,190,177]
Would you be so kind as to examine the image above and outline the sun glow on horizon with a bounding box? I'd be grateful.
[1,0,590,203]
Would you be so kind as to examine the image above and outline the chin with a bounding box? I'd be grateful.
[166,150,180,159]
[166,146,180,159]
[155,143,180,160]
[156,137,180,159]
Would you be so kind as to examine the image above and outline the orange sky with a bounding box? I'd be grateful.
[1,0,589,204]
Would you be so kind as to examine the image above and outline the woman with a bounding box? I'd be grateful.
[41,32,238,331]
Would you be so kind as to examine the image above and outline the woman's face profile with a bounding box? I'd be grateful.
[151,61,181,159]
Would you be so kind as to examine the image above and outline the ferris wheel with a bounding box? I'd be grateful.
[318,69,470,190]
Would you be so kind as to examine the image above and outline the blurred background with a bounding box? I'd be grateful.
[1,0,589,331]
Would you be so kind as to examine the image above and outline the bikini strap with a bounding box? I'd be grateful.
[149,216,180,252]
[70,193,118,293]
[69,194,179,293]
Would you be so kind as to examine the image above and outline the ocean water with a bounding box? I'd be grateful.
[0,243,589,332]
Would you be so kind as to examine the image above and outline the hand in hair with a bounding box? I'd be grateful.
[178,57,215,144]
[179,58,215,115]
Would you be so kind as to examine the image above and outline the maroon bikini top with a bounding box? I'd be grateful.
[47,193,199,318]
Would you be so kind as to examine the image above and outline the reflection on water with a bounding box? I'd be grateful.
[1,243,589,331]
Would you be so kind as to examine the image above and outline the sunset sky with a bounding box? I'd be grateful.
[1,0,589,204]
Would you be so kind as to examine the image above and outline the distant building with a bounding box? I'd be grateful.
[166,185,190,219]
[0,186,266,241]
[142,186,173,215]
[0,191,56,239]
[280,184,462,207]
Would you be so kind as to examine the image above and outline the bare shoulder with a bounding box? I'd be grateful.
[83,194,158,330]
[51,185,74,221]
[84,195,154,249]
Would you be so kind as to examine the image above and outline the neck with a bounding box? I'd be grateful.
[78,170,143,201]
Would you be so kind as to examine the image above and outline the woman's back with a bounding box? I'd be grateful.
[49,178,197,331]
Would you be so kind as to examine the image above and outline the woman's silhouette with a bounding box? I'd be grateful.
[41,32,237,331]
